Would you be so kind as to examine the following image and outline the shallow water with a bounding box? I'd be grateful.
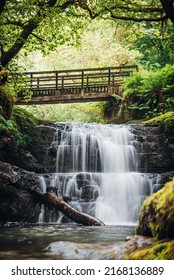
[0,224,135,259]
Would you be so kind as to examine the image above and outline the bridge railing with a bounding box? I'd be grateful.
[18,65,138,97]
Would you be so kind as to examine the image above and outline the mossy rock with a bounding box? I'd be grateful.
[11,106,39,148]
[12,106,38,134]
[143,111,174,144]
[125,240,174,260]
[137,178,174,239]
[0,86,14,119]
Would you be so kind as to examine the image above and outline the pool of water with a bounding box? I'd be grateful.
[0,224,135,259]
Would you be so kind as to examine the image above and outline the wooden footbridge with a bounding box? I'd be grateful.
[16,65,138,105]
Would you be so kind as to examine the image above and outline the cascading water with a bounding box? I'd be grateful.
[38,176,47,223]
[40,123,154,225]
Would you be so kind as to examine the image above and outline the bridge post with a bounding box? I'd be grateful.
[108,67,111,95]
[81,69,84,97]
[55,71,58,91]
[30,73,33,88]
[108,67,111,86]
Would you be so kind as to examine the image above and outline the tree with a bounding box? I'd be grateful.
[0,0,173,68]
[0,0,86,67]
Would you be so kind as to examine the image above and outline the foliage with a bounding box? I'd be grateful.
[25,102,107,124]
[21,19,140,71]
[11,106,39,148]
[119,65,174,122]
[124,240,174,260]
[0,0,88,67]
[0,105,39,149]
[0,1,173,68]
[136,177,174,239]
[103,96,122,122]
[130,22,174,70]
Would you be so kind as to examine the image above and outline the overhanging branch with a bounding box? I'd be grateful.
[31,32,46,42]
[106,8,167,22]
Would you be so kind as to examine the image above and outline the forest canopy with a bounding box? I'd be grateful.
[0,0,174,68]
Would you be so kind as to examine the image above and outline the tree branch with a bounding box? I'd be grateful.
[106,8,168,22]
[1,0,59,66]
[0,0,6,16]
[31,32,46,42]
[0,41,5,59]
[1,0,78,67]
[77,3,100,19]
[106,4,163,14]
[59,0,75,10]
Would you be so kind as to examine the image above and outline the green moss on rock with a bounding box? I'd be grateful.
[137,178,174,239]
[125,240,174,260]
[11,106,39,148]
[0,86,14,119]
[0,106,39,149]
[143,112,174,144]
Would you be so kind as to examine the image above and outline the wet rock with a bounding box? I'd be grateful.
[131,125,174,173]
[14,150,44,173]
[47,235,153,260]
[29,125,57,173]
[0,161,41,222]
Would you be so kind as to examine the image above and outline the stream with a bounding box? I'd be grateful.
[0,224,135,259]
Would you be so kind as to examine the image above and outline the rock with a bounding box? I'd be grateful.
[136,177,174,239]
[131,125,174,173]
[14,150,44,173]
[46,235,153,260]
[0,161,41,222]
[29,125,57,173]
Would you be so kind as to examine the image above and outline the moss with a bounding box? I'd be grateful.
[143,111,174,126]
[0,86,14,119]
[124,240,174,260]
[137,178,174,239]
[143,112,174,144]
[11,106,39,148]
[0,69,9,85]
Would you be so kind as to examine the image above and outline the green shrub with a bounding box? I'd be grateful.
[120,65,174,122]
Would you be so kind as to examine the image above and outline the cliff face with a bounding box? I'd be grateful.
[26,124,174,175]
[130,125,174,174]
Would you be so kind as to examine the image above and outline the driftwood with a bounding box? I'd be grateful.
[31,187,105,226]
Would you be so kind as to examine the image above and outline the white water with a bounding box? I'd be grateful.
[38,176,47,223]
[40,123,154,224]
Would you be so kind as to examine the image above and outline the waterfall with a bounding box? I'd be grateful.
[38,176,47,223]
[40,123,153,224]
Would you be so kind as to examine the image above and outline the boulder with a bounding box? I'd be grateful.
[136,178,174,239]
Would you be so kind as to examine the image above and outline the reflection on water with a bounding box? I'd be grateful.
[0,224,135,259]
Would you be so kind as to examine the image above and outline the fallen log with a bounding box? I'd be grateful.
[31,187,105,226]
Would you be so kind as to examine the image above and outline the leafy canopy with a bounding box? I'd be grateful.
[0,0,174,67]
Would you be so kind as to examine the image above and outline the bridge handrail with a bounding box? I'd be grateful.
[17,65,137,91]
[24,65,138,75]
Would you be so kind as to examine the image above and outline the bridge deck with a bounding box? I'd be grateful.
[15,65,138,105]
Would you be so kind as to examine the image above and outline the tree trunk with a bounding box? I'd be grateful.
[160,0,174,23]
[31,187,105,226]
